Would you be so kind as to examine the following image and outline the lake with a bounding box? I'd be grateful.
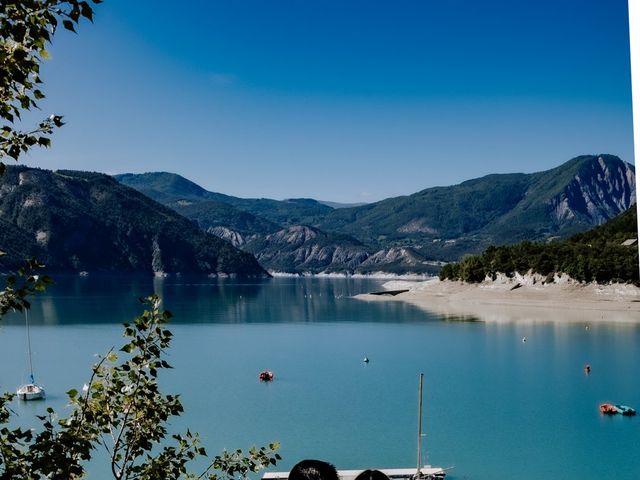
[1,275,639,480]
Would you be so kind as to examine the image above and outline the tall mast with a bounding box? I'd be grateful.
[25,309,34,383]
[416,373,424,477]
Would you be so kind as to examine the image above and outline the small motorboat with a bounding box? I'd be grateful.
[600,403,618,415]
[615,405,636,416]
[259,371,274,381]
[16,382,45,401]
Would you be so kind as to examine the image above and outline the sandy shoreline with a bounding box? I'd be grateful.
[355,274,640,323]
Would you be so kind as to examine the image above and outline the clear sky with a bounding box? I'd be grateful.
[20,0,634,203]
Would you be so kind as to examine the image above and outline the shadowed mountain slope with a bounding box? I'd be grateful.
[0,167,267,276]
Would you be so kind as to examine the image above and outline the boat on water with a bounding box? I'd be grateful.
[615,405,636,416]
[16,310,45,401]
[600,403,618,415]
[16,381,45,401]
[262,373,446,480]
[409,373,446,479]
[259,371,274,381]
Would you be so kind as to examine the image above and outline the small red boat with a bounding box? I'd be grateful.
[600,403,618,415]
[259,371,274,381]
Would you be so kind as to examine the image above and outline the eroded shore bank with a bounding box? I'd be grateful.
[355,274,640,323]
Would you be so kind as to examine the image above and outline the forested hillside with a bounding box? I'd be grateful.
[439,205,639,284]
[0,167,267,276]
[118,155,636,273]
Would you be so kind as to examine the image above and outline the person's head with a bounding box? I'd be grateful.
[289,460,339,480]
[354,470,390,480]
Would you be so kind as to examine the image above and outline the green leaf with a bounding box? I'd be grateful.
[62,19,76,32]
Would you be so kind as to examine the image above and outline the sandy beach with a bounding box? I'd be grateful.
[355,273,640,323]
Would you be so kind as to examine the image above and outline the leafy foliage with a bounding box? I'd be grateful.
[0,296,281,479]
[440,205,639,284]
[0,257,52,315]
[2,6,280,478]
[0,0,102,170]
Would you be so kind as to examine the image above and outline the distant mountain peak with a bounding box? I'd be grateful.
[114,172,211,200]
[544,155,635,225]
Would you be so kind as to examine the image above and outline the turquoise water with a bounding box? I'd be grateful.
[1,275,639,479]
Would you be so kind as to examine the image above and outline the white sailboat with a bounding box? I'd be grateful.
[411,373,446,480]
[16,309,45,401]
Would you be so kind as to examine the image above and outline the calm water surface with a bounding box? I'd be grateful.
[0,275,638,480]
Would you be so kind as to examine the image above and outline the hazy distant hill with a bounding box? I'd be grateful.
[115,172,332,226]
[0,167,267,276]
[116,154,635,274]
[116,172,439,274]
[115,172,392,273]
[175,200,280,246]
[318,200,368,209]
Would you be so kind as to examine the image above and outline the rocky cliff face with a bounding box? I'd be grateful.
[243,225,370,273]
[237,226,438,274]
[548,156,636,224]
[207,226,251,248]
[0,167,267,276]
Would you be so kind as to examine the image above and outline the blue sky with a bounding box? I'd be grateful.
[21,0,634,202]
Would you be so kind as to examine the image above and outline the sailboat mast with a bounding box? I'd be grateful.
[416,372,424,477]
[25,309,34,383]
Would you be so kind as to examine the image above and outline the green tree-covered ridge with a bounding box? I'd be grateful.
[439,205,639,284]
[117,155,636,273]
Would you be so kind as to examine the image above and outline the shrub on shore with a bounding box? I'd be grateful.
[440,206,639,285]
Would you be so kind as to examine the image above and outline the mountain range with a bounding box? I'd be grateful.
[0,167,266,276]
[0,156,633,276]
[116,154,636,274]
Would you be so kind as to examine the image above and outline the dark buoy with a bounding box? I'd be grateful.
[363,356,369,363]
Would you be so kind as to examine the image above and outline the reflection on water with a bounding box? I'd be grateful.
[3,275,433,326]
[1,276,639,480]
